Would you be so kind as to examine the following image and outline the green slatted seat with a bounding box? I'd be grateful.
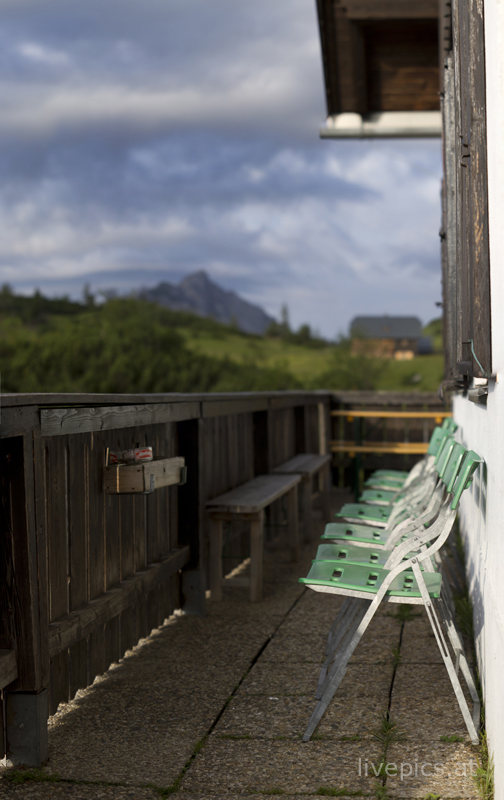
[301,560,441,597]
[314,542,423,568]
[323,521,394,546]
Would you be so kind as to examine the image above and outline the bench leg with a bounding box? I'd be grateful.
[302,478,312,542]
[250,511,264,602]
[288,485,300,561]
[209,517,223,602]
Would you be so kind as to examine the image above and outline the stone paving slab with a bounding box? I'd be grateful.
[385,742,479,797]
[389,697,471,743]
[0,783,159,799]
[260,617,401,665]
[180,739,379,795]
[238,660,394,698]
[178,796,366,800]
[211,692,389,741]
[393,663,471,699]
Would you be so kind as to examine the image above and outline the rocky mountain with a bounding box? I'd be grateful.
[141,271,274,335]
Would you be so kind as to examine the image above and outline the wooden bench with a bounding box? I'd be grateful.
[206,474,301,603]
[273,454,332,541]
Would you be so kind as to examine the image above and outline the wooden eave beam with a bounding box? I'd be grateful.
[343,0,438,18]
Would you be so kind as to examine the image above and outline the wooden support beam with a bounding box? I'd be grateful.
[40,402,200,437]
[331,410,452,419]
[330,441,429,454]
[48,547,189,657]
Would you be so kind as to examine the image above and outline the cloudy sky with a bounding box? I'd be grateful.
[0,0,443,338]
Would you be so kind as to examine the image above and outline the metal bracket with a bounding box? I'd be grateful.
[468,387,488,406]
[179,466,188,486]
[141,473,156,495]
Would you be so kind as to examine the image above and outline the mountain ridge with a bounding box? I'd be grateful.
[140,271,274,334]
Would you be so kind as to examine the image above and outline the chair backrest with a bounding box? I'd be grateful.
[427,426,452,456]
[450,450,483,509]
[442,417,458,433]
[440,441,467,493]
[433,434,455,475]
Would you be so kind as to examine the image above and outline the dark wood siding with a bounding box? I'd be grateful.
[364,20,440,110]
[441,0,491,378]
[316,0,440,114]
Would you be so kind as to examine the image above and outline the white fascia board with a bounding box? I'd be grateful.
[320,111,442,138]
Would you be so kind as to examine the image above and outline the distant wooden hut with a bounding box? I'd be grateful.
[350,315,422,359]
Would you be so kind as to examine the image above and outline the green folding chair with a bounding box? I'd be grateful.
[365,422,456,490]
[313,442,467,693]
[299,448,482,745]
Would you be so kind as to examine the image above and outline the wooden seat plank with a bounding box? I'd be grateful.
[205,473,301,514]
[273,453,331,476]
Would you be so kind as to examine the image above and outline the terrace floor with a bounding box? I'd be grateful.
[0,490,479,799]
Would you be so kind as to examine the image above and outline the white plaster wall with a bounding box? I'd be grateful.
[452,0,504,791]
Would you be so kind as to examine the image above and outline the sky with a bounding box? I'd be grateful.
[0,0,443,339]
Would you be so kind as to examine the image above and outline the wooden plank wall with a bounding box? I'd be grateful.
[0,393,331,724]
[43,422,180,714]
[199,413,255,576]
[364,20,439,111]
[449,0,491,377]
[268,408,296,469]
[304,405,321,454]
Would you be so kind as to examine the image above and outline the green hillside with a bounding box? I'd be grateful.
[0,287,444,394]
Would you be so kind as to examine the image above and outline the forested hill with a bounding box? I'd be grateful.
[0,287,444,393]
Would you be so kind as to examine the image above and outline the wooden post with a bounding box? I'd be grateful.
[323,462,332,522]
[209,517,223,602]
[288,485,300,562]
[249,511,264,603]
[318,402,328,455]
[178,419,206,615]
[0,433,50,766]
[302,478,312,542]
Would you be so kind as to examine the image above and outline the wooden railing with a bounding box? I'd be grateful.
[0,389,330,763]
[0,388,449,762]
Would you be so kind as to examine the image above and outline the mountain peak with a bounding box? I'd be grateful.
[180,270,210,288]
[141,271,274,335]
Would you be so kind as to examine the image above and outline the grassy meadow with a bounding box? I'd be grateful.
[0,286,444,394]
[180,326,444,392]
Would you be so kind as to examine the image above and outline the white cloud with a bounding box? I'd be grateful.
[17,42,70,65]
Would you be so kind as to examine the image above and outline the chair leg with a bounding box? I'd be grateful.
[437,590,480,731]
[209,517,223,602]
[303,596,378,741]
[288,485,300,561]
[317,598,359,697]
[325,597,354,652]
[316,598,369,699]
[412,563,479,744]
[250,511,265,603]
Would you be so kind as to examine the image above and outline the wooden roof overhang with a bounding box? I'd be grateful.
[316,0,451,137]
